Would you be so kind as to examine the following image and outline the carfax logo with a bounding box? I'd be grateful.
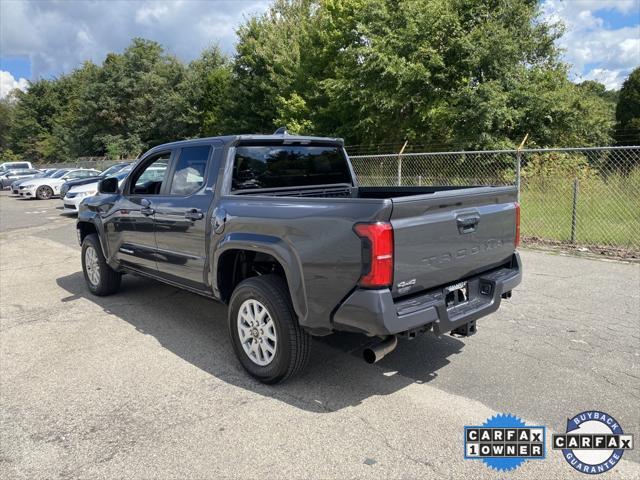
[553,410,634,474]
[464,413,546,472]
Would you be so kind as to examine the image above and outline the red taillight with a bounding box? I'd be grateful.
[515,202,521,248]
[353,222,394,288]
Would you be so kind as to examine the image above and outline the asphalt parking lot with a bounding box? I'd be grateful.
[1,190,639,479]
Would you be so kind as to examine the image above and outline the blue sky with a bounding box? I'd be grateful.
[1,0,639,99]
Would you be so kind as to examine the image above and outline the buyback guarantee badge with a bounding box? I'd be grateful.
[553,411,634,474]
[464,414,546,472]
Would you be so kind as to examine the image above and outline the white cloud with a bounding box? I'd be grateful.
[135,4,170,25]
[584,68,629,90]
[0,70,29,99]
[0,0,270,80]
[541,0,640,89]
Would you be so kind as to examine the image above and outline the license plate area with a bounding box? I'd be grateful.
[445,281,468,309]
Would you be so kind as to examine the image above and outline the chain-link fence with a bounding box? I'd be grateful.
[38,157,136,171]
[351,146,640,257]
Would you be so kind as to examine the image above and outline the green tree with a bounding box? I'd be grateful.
[179,46,233,137]
[1,3,623,163]
[231,0,615,150]
[230,0,318,134]
[0,148,20,162]
[0,99,14,154]
[76,38,189,157]
[615,67,640,146]
[7,79,63,162]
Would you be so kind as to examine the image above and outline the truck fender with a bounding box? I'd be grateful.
[212,232,308,323]
[76,214,110,262]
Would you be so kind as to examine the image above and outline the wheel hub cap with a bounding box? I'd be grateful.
[84,246,100,286]
[237,299,277,366]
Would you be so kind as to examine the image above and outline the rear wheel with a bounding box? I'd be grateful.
[36,185,53,200]
[81,234,121,296]
[228,275,310,384]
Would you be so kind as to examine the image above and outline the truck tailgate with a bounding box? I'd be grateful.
[390,186,517,297]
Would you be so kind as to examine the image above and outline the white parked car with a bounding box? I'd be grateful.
[19,168,100,200]
[0,161,33,174]
[62,169,131,213]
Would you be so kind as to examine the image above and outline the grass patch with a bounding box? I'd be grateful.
[521,175,640,249]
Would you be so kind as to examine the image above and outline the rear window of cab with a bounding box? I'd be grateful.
[232,145,351,191]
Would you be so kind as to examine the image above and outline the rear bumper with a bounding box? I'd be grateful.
[332,252,522,336]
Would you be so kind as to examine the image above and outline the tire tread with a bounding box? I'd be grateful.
[229,275,310,383]
[82,233,121,296]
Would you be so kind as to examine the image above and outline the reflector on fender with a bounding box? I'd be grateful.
[353,222,394,288]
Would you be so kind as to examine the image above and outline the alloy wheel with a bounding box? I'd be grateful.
[84,246,101,286]
[237,299,278,366]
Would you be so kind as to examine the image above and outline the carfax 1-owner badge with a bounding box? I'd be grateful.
[553,410,634,474]
[464,413,546,472]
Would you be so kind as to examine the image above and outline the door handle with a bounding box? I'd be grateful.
[185,208,204,220]
[140,198,155,216]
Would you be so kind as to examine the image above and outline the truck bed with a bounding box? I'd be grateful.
[228,182,518,299]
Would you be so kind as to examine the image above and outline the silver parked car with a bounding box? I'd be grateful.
[0,169,42,189]
[10,169,59,194]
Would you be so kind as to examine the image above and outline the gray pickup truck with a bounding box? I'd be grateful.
[77,132,521,383]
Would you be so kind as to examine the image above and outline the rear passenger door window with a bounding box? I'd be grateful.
[169,146,210,196]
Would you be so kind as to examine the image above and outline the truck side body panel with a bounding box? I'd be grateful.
[213,195,393,333]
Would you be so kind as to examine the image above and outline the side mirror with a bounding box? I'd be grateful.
[98,177,119,194]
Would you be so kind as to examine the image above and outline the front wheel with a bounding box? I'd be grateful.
[36,185,53,200]
[81,234,121,296]
[228,275,311,384]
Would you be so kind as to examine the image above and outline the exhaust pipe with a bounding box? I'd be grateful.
[363,336,398,364]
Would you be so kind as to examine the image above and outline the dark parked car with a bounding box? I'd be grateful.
[77,133,521,383]
[60,162,131,198]
[0,169,42,189]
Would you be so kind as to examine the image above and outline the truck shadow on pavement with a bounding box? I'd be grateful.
[57,271,465,413]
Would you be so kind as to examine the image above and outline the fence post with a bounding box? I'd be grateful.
[515,150,521,202]
[397,140,408,186]
[571,178,579,244]
[516,134,528,202]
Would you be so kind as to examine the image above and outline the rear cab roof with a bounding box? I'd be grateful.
[142,134,345,158]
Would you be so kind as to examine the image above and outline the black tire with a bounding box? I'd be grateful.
[81,233,121,296]
[36,185,53,200]
[228,275,311,384]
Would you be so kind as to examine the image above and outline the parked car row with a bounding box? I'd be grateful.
[3,162,132,214]
[0,168,49,189]
[62,168,131,213]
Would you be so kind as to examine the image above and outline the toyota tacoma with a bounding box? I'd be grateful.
[77,132,522,383]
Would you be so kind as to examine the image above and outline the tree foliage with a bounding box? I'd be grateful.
[0,0,625,163]
[615,67,640,146]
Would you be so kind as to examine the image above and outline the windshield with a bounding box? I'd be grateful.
[100,164,126,177]
[51,170,68,178]
[232,144,352,191]
[43,170,58,177]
